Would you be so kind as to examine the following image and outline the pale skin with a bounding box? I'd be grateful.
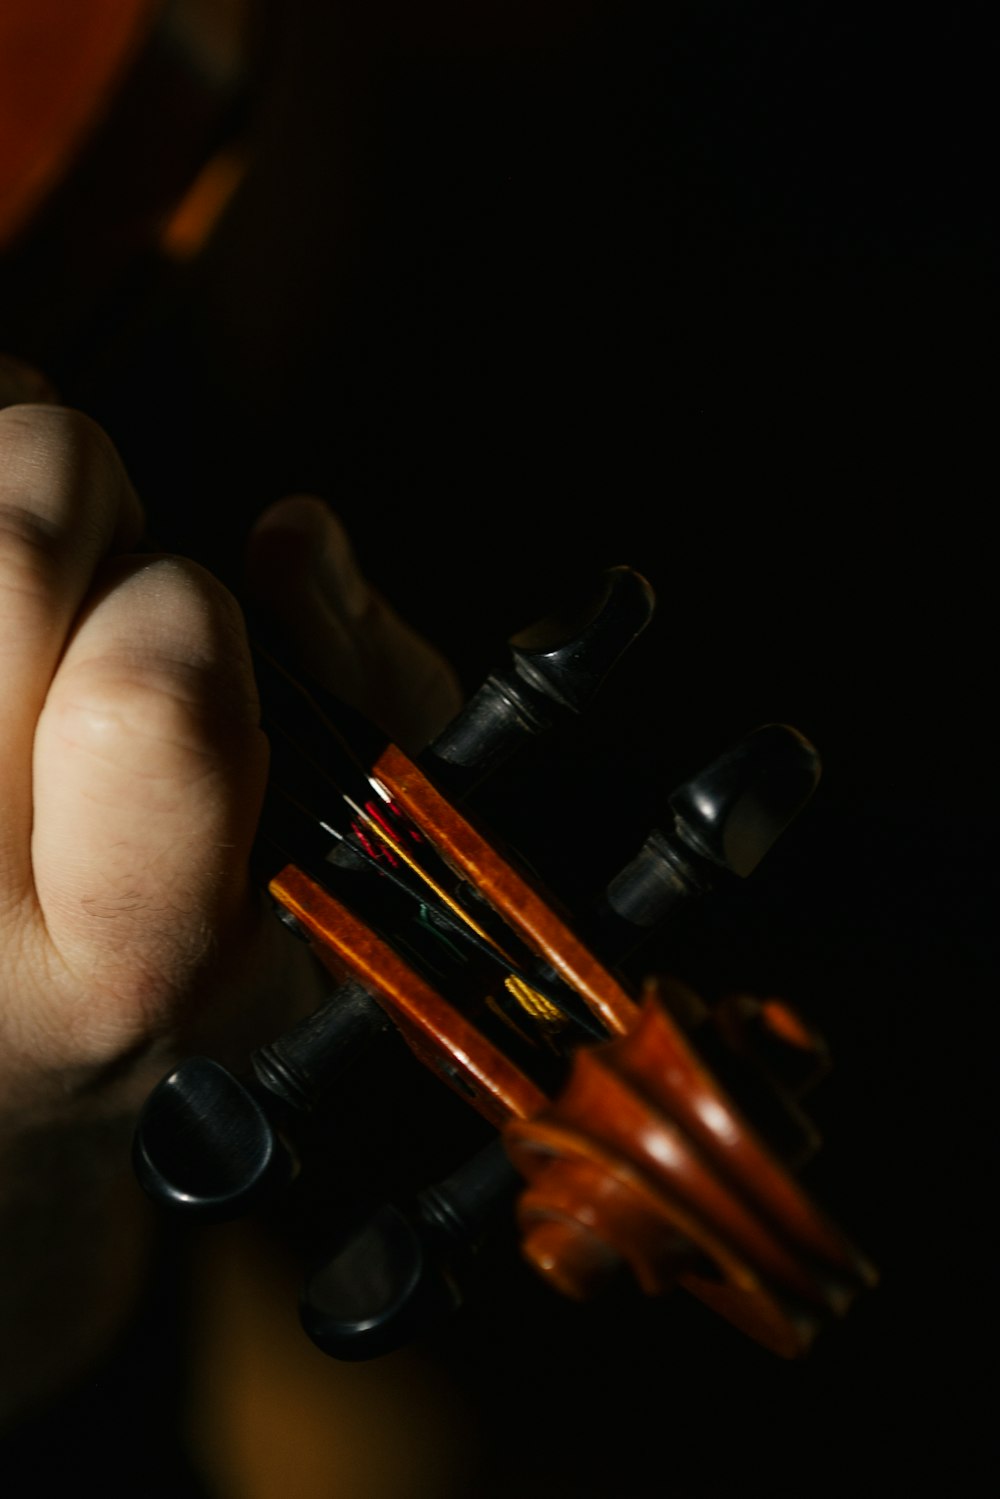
[0,386,461,1429]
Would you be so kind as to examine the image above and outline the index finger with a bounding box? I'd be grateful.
[0,404,143,893]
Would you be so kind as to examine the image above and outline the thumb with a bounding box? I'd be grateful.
[244,495,462,754]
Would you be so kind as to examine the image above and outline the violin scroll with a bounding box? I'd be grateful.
[505,976,877,1359]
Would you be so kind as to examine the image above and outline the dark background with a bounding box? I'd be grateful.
[2,2,995,1494]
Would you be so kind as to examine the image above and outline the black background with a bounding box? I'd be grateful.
[2,2,996,1494]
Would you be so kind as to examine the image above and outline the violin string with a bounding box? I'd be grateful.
[256,666,501,946]
[253,643,378,781]
[340,793,515,962]
[254,654,606,1037]
[259,767,499,967]
[261,766,599,1034]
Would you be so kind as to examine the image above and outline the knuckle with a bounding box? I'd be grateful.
[0,405,136,594]
[49,657,261,788]
[35,554,264,809]
[0,403,122,489]
[97,554,259,709]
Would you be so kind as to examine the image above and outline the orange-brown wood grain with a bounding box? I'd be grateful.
[269,862,547,1129]
[373,743,639,1036]
[505,977,878,1358]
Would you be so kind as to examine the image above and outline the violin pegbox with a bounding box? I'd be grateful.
[132,564,877,1360]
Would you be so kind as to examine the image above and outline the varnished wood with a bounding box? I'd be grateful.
[269,727,877,1356]
[504,976,878,1357]
[269,862,547,1130]
[260,695,877,1357]
[372,742,639,1036]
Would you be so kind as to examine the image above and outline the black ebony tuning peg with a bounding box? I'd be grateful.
[590,723,821,955]
[300,1138,521,1360]
[667,722,821,879]
[132,1055,293,1223]
[423,565,655,795]
[133,980,393,1222]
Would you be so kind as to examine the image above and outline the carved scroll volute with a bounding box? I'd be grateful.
[502,977,878,1359]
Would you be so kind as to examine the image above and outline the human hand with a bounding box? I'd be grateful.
[0,397,461,1126]
[0,397,276,1122]
[244,492,462,757]
[0,371,461,1422]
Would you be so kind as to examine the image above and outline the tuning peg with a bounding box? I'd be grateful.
[300,1138,520,1360]
[133,979,393,1222]
[132,1055,294,1223]
[591,723,821,956]
[668,722,821,879]
[423,565,655,794]
[250,976,392,1114]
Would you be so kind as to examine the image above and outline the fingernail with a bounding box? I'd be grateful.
[0,353,59,407]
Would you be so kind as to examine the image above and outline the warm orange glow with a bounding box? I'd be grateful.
[0,0,156,248]
[760,997,819,1052]
[159,143,249,261]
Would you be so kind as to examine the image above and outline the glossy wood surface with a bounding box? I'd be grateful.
[506,976,877,1358]
[373,742,639,1036]
[267,708,877,1357]
[269,862,547,1129]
